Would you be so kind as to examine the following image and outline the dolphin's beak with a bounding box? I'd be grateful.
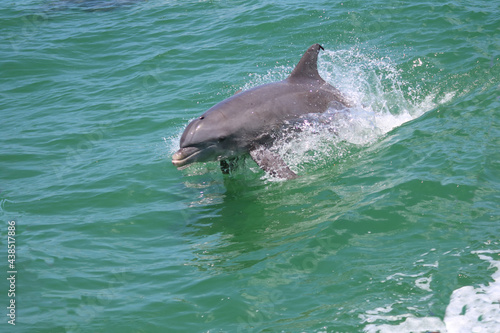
[172,147,201,168]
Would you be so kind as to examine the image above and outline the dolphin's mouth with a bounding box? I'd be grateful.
[172,146,202,168]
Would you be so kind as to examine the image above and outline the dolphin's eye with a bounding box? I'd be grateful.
[199,116,205,120]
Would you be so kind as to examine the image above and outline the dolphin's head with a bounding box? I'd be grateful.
[172,109,245,169]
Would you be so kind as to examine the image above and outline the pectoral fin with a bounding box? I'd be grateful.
[249,148,298,180]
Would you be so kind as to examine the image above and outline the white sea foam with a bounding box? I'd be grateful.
[362,250,500,333]
[443,250,500,333]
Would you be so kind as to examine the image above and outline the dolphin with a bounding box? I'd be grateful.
[172,44,351,179]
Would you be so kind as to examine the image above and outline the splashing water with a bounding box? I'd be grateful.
[271,47,456,177]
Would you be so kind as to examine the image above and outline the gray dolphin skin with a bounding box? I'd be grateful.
[172,43,351,179]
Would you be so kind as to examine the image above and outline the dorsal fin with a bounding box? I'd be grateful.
[287,44,325,82]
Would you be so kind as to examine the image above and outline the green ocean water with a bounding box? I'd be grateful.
[1,0,500,332]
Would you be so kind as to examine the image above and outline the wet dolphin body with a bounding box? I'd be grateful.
[172,44,351,179]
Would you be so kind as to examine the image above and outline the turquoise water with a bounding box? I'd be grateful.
[1,0,500,332]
